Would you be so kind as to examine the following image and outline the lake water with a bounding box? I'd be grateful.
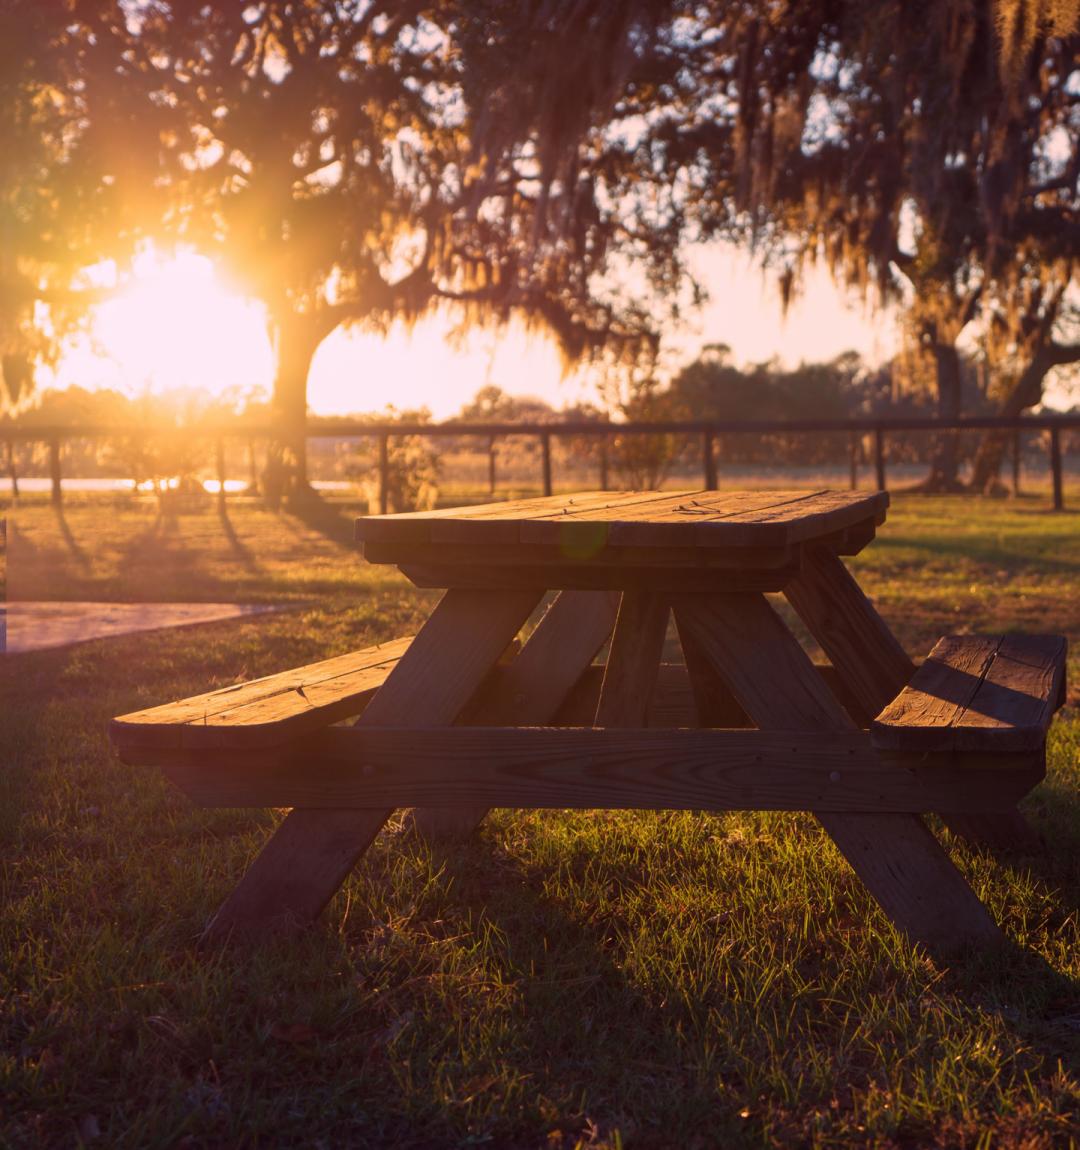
[0,477,354,494]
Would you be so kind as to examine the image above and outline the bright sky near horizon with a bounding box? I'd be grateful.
[36,242,979,418]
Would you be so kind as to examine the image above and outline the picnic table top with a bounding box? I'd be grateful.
[356,489,889,551]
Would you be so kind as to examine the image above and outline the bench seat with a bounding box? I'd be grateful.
[872,634,1067,755]
[112,650,875,763]
[110,637,414,753]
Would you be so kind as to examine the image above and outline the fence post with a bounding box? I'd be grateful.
[1011,430,1021,496]
[874,427,886,492]
[540,430,552,496]
[1050,426,1064,511]
[849,433,858,490]
[378,432,389,515]
[49,436,62,506]
[215,437,227,508]
[599,434,609,491]
[4,439,17,501]
[487,435,497,496]
[702,428,717,490]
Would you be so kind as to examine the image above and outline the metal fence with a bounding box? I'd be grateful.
[2,413,1078,511]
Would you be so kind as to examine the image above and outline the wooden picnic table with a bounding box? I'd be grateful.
[111,490,1066,953]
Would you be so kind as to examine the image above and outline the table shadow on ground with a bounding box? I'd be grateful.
[398,809,1080,1108]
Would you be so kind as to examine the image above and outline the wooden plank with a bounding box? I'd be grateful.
[430,491,683,546]
[357,491,654,545]
[672,593,1004,952]
[359,490,888,552]
[110,637,414,750]
[674,613,752,728]
[481,661,864,730]
[395,561,799,594]
[520,490,887,550]
[521,490,820,549]
[460,590,620,725]
[595,592,670,726]
[784,544,914,722]
[411,589,620,838]
[113,656,873,765]
[362,540,796,571]
[203,587,542,940]
[785,546,1039,850]
[152,727,1043,813]
[872,634,1068,754]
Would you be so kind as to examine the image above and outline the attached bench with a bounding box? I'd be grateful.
[111,642,871,763]
[111,637,416,753]
[872,634,1067,757]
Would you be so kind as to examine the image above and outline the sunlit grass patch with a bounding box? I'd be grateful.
[1,492,1078,1147]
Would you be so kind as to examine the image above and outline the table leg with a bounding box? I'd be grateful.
[674,614,751,727]
[204,587,543,940]
[595,592,670,726]
[411,589,620,839]
[784,544,1038,850]
[673,593,1003,953]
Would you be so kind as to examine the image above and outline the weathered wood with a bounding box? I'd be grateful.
[872,634,1067,754]
[204,587,542,940]
[674,614,752,728]
[784,544,915,721]
[411,589,620,838]
[356,490,889,551]
[488,661,864,729]
[785,547,1041,850]
[111,637,414,752]
[154,727,1043,813]
[358,490,648,545]
[672,593,1004,952]
[115,655,863,765]
[595,592,670,727]
[363,539,797,571]
[523,491,887,550]
[394,561,800,594]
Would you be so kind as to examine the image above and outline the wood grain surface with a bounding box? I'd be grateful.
[872,634,1067,753]
[155,727,1042,813]
[357,489,888,551]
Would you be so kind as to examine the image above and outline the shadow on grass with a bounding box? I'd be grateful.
[54,506,91,568]
[284,489,359,548]
[0,647,68,849]
[871,530,1080,576]
[217,502,258,571]
[394,830,755,1145]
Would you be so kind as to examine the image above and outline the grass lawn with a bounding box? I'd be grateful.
[2,489,1079,1148]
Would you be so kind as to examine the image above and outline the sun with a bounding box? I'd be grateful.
[79,250,273,402]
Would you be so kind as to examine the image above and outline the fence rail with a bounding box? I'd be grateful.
[2,413,1078,511]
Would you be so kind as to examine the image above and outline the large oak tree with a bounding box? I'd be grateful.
[83,0,687,492]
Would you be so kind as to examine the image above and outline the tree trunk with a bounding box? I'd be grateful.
[970,341,1080,494]
[265,312,319,505]
[923,340,965,491]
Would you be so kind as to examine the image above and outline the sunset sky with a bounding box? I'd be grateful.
[44,241,1070,418]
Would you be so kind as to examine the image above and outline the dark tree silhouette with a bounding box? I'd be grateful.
[676,2,1079,489]
[79,1,684,495]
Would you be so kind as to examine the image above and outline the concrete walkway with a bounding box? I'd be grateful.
[2,602,281,654]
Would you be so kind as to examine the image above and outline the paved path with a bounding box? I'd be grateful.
[2,602,281,654]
